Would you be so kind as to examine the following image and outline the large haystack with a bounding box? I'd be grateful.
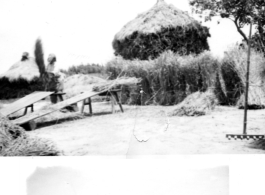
[113,0,210,60]
[62,74,106,98]
[0,57,40,82]
[0,114,61,156]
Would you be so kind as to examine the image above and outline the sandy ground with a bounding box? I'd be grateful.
[1,99,265,156]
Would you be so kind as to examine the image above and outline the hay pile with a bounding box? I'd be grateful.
[0,115,61,156]
[92,77,142,92]
[0,58,40,82]
[62,74,106,98]
[113,0,210,60]
[220,45,265,108]
[169,90,218,116]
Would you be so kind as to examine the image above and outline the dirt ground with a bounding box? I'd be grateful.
[1,100,265,156]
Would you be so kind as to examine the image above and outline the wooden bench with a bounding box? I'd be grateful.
[80,89,124,114]
[24,92,65,115]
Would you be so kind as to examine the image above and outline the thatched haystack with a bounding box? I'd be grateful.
[62,74,106,98]
[0,57,40,82]
[0,114,61,156]
[169,90,218,116]
[220,45,265,108]
[0,54,43,99]
[113,0,210,60]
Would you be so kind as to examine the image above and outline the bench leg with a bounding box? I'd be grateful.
[30,104,34,113]
[110,92,117,113]
[114,92,124,113]
[58,95,64,102]
[88,98,93,115]
[81,100,85,114]
[23,107,28,115]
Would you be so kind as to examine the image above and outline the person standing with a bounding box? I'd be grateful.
[46,54,56,73]
[21,52,29,61]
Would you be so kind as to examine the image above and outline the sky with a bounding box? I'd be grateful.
[0,0,249,74]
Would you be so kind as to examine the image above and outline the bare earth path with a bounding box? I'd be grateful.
[19,102,265,156]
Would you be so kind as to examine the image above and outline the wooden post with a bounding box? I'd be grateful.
[88,98,93,114]
[114,92,124,113]
[243,22,253,134]
[110,92,116,113]
[80,100,85,114]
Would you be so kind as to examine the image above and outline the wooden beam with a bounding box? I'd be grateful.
[13,90,107,125]
[0,91,54,116]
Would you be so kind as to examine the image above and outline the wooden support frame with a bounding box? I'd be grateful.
[81,90,124,115]
[81,97,93,114]
[23,104,34,115]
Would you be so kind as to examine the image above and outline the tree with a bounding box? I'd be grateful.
[189,0,265,52]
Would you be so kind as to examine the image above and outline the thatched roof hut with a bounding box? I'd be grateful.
[0,57,40,82]
[113,0,210,60]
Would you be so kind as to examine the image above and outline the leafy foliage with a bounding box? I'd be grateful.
[189,0,265,52]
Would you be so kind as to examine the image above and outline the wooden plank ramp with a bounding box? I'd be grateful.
[0,91,54,116]
[13,90,107,125]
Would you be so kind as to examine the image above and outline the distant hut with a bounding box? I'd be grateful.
[0,52,40,82]
[113,0,210,60]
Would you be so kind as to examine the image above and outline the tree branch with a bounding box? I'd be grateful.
[234,17,248,42]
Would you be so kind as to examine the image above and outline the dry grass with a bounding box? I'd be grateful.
[62,74,106,98]
[0,114,61,156]
[92,77,141,92]
[169,90,218,116]
[106,51,218,105]
[221,44,265,108]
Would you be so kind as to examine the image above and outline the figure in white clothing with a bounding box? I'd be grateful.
[46,54,56,73]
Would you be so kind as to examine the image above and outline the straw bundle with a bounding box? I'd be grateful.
[62,74,106,98]
[0,114,61,156]
[169,90,218,116]
[220,45,265,108]
[113,0,210,60]
[92,77,142,92]
[0,58,40,82]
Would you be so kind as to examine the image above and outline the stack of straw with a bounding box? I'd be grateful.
[92,77,142,92]
[113,0,210,60]
[0,114,62,156]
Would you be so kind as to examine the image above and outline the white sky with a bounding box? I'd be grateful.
[0,0,249,74]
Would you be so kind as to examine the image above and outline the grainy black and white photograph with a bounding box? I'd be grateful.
[1,0,265,156]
